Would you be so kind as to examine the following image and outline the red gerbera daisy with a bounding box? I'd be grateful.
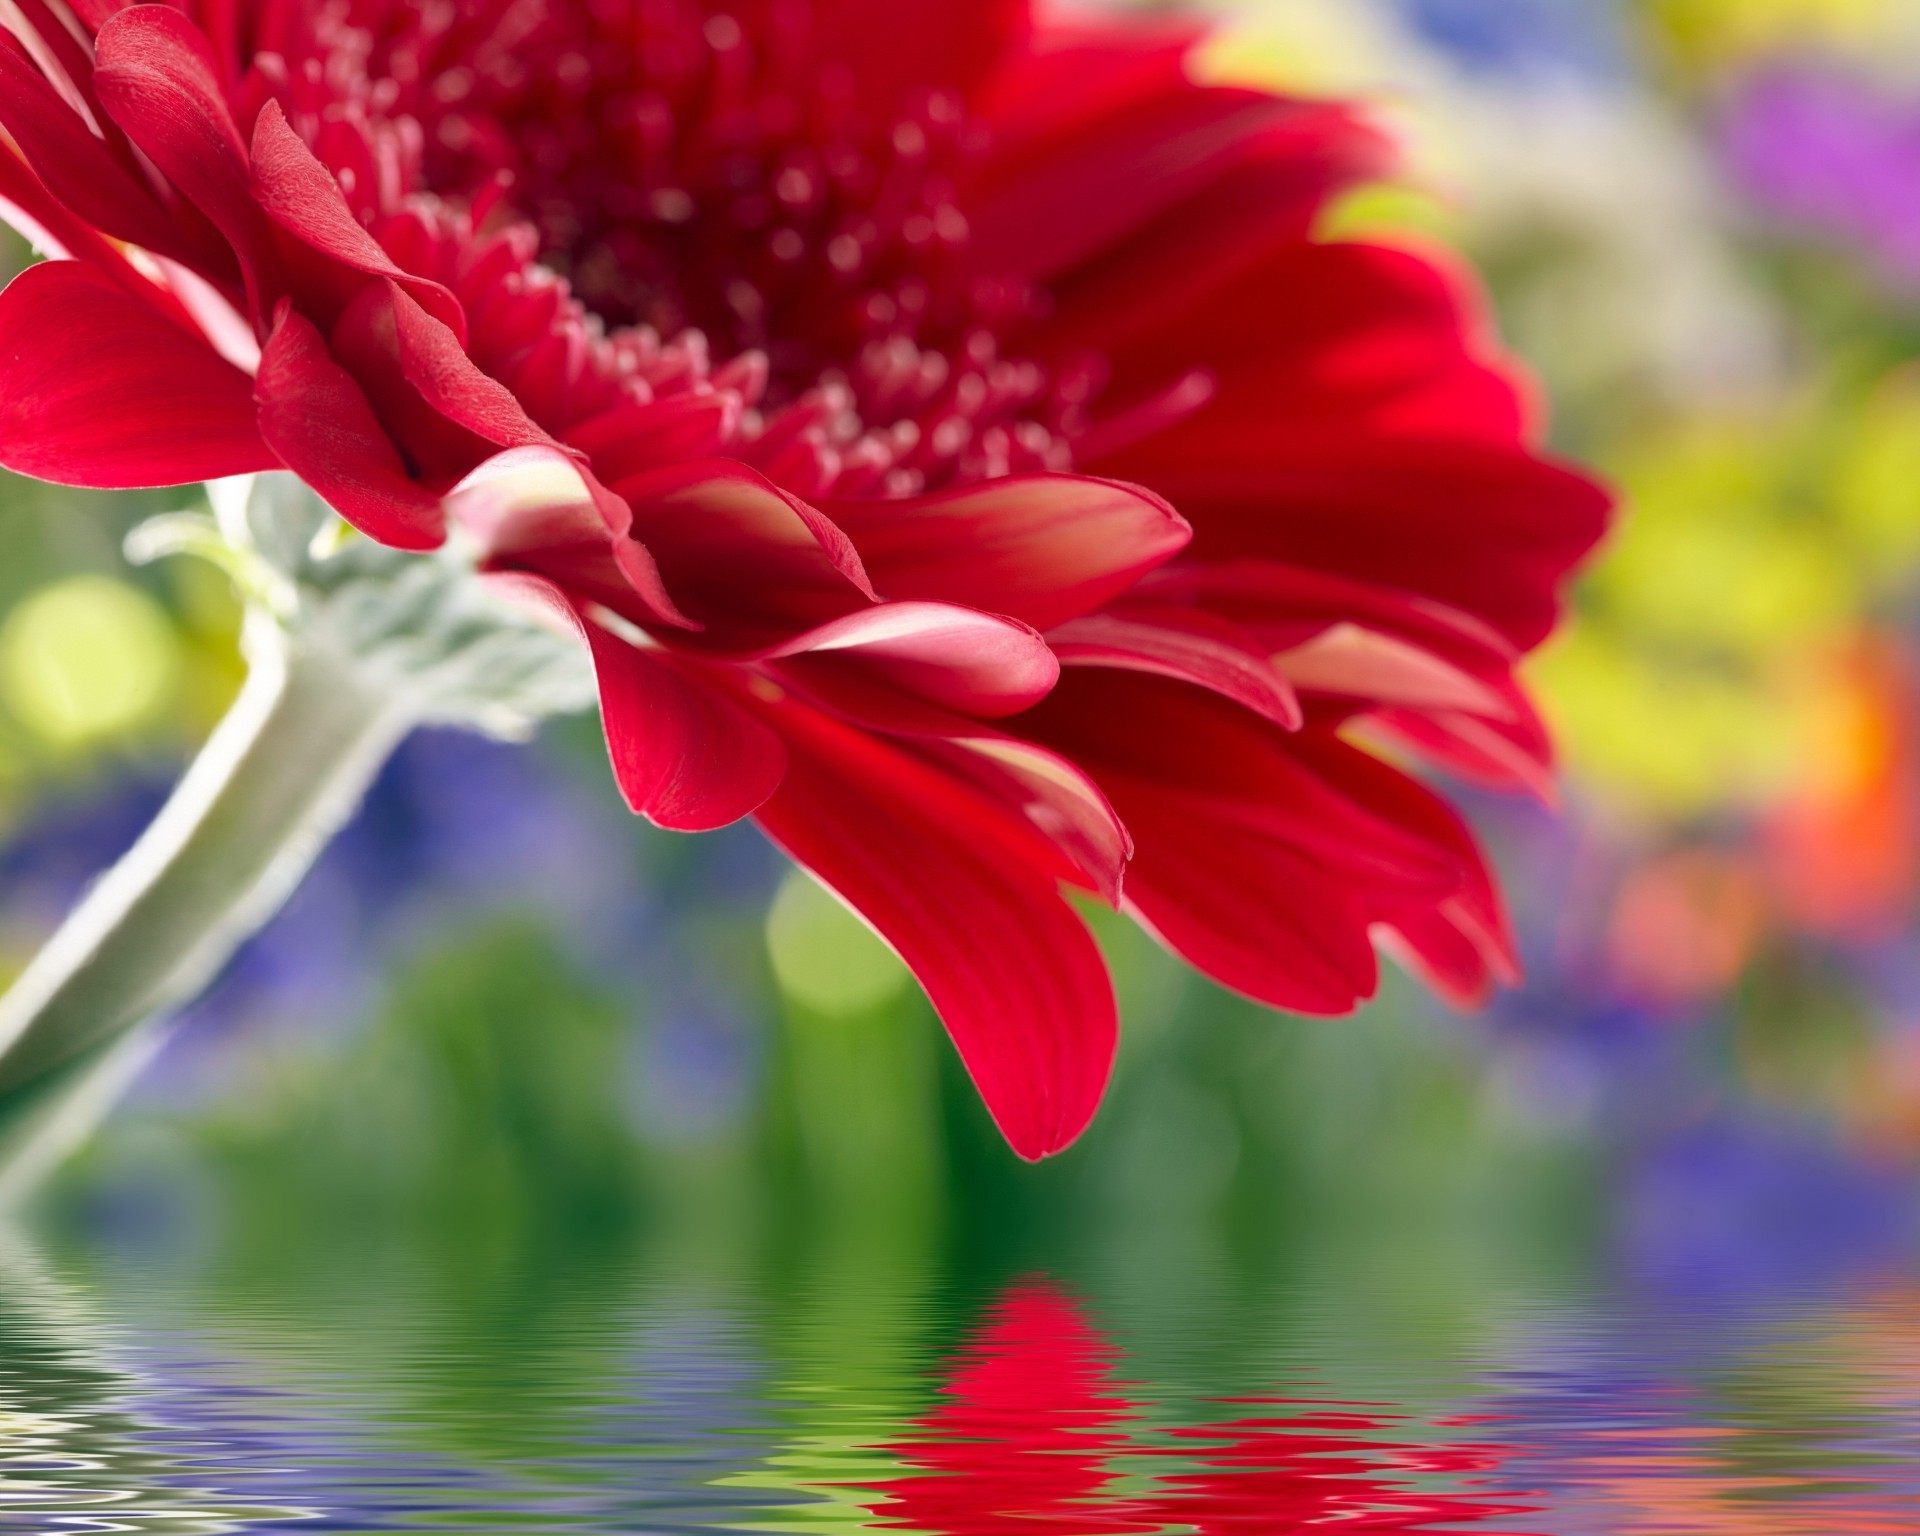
[0,0,1609,1159]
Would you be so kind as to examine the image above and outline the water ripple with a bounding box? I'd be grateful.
[2,1244,1920,1532]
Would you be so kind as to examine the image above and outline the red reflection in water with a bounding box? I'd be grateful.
[1145,1413,1539,1535]
[869,1281,1542,1536]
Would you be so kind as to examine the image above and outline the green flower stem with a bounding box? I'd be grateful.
[0,616,415,1207]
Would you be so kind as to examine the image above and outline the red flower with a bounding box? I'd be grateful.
[0,0,1610,1158]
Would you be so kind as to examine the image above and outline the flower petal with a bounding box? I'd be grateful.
[972,83,1351,284]
[1357,699,1558,804]
[450,445,698,632]
[1047,609,1301,729]
[1071,241,1612,650]
[93,5,279,317]
[383,278,545,446]
[1129,561,1550,767]
[971,19,1384,304]
[0,30,216,272]
[810,0,1027,104]
[1274,622,1511,717]
[1037,122,1389,360]
[0,141,149,277]
[1286,733,1519,1006]
[313,271,550,490]
[921,734,1132,904]
[489,572,785,830]
[1073,240,1532,447]
[1142,560,1522,664]
[822,474,1189,631]
[1026,670,1469,1014]
[755,695,1117,1161]
[970,21,1205,181]
[254,300,445,549]
[249,100,467,340]
[1118,785,1384,1014]
[613,460,876,642]
[563,392,741,483]
[746,665,1130,900]
[765,601,1060,718]
[583,620,787,831]
[0,260,275,486]
[1140,443,1612,653]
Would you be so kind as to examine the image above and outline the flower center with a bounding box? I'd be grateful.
[352,1,1090,494]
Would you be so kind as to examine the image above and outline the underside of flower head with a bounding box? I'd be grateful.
[0,0,1611,1160]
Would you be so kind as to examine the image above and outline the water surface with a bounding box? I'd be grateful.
[3,1232,1919,1534]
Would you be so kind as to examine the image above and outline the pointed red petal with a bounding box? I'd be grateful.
[1120,786,1384,1014]
[612,460,876,642]
[1078,241,1529,446]
[822,474,1189,631]
[249,100,467,341]
[451,445,696,632]
[93,5,278,316]
[756,696,1117,1160]
[1037,120,1389,359]
[254,301,445,549]
[383,277,541,446]
[762,601,1058,718]
[753,665,1131,900]
[1047,609,1301,729]
[486,573,784,830]
[1286,733,1520,1005]
[563,393,740,484]
[973,85,1346,283]
[1118,443,1613,654]
[583,624,787,832]
[1027,671,1476,1014]
[325,279,503,480]
[1078,241,1613,652]
[1358,697,1558,803]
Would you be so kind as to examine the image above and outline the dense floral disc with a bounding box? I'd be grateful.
[0,0,1610,1158]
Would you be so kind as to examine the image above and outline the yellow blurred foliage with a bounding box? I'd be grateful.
[1193,5,1395,98]
[1832,371,1920,572]
[1641,0,1911,68]
[1317,183,1464,246]
[1534,627,1805,817]
[1598,424,1853,658]
[765,867,910,1017]
[163,557,247,736]
[1537,385,1920,818]
[0,575,181,749]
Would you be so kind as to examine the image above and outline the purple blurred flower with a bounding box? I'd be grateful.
[1720,65,1920,291]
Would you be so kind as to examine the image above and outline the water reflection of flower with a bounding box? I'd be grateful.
[865,1280,1543,1536]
